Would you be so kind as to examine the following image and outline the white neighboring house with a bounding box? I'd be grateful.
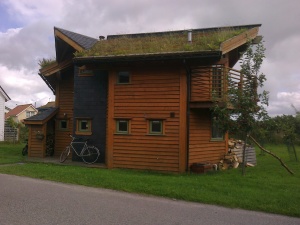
[0,86,11,141]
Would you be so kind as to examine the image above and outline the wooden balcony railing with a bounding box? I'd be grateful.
[190,65,248,104]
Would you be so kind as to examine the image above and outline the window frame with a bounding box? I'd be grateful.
[75,118,92,135]
[211,116,224,140]
[58,119,69,131]
[117,71,131,84]
[211,65,223,99]
[115,119,130,134]
[26,111,35,118]
[148,119,164,135]
[78,65,94,76]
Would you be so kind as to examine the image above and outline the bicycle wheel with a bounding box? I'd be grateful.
[60,146,70,163]
[22,145,28,156]
[82,146,100,164]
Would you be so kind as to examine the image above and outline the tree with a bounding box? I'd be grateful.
[212,38,294,175]
[6,117,28,143]
[213,38,269,132]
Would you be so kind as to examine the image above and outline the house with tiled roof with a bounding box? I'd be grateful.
[5,104,38,123]
[25,24,262,172]
[0,86,11,141]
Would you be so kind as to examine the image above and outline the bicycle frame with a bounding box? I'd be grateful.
[68,136,89,157]
[60,135,100,164]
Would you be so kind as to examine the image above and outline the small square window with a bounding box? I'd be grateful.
[116,120,129,134]
[76,119,92,135]
[117,71,130,84]
[79,120,90,131]
[26,111,35,118]
[149,120,163,135]
[59,120,68,130]
[78,65,94,76]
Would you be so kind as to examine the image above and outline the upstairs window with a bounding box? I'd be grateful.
[78,65,94,76]
[117,71,130,84]
[26,111,35,118]
[212,65,223,98]
[76,118,92,135]
[116,119,129,134]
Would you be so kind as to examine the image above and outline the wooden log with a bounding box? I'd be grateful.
[222,163,229,170]
[233,161,239,168]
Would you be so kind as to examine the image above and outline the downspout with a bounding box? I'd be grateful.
[183,59,191,172]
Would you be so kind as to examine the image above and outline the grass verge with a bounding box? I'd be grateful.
[0,142,25,164]
[0,143,299,217]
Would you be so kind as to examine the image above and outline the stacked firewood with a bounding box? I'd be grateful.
[218,152,241,170]
[218,139,256,170]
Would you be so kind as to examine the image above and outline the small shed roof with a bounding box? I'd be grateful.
[23,107,58,125]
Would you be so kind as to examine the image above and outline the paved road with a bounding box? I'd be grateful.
[0,174,299,225]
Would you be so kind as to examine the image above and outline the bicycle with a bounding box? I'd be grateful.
[22,139,28,156]
[60,135,100,164]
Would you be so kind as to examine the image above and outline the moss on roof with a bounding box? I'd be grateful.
[75,28,246,57]
[38,58,56,69]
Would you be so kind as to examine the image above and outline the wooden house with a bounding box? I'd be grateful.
[24,24,262,172]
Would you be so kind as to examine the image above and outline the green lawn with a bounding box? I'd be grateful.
[0,142,299,217]
[0,142,25,164]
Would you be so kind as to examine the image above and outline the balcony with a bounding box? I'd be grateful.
[190,65,248,108]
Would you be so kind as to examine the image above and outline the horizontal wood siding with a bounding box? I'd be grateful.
[112,66,182,172]
[191,67,212,102]
[188,109,226,166]
[54,69,74,157]
[28,125,46,158]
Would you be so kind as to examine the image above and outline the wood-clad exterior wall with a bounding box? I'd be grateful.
[54,69,74,157]
[28,124,46,158]
[107,64,187,172]
[190,56,230,103]
[188,108,227,166]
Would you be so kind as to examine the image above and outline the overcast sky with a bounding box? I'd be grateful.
[0,0,299,116]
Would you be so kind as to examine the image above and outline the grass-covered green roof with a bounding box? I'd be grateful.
[75,28,247,57]
[38,58,56,69]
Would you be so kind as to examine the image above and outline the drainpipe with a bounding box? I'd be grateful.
[183,59,191,172]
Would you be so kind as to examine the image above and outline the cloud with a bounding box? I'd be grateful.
[0,0,300,117]
[0,24,56,70]
[0,65,54,108]
[3,0,64,25]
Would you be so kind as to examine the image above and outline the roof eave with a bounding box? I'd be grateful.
[220,26,261,54]
[23,107,59,125]
[73,51,222,64]
[0,86,11,101]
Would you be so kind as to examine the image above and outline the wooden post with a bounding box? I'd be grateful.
[106,69,115,168]
[242,133,249,176]
[179,68,187,173]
